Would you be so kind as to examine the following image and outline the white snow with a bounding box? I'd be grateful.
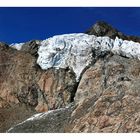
[25,110,55,121]
[10,43,24,50]
[10,33,140,81]
[112,37,140,59]
[37,33,114,81]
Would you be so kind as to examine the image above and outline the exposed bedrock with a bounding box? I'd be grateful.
[36,67,78,112]
[0,43,78,132]
[8,54,140,133]
[69,54,140,132]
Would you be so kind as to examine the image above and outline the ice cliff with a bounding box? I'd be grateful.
[10,33,140,81]
[36,33,140,81]
[37,33,113,81]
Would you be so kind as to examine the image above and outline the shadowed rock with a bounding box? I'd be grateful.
[21,40,41,57]
[86,21,140,42]
[8,105,74,133]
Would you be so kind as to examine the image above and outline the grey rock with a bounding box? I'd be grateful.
[21,40,41,57]
[86,21,140,42]
[69,54,140,132]
[8,105,74,133]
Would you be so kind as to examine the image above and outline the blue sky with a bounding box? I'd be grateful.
[0,7,140,44]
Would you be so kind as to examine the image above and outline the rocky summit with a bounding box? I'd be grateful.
[0,21,140,133]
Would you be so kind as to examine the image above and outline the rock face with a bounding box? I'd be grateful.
[86,21,140,43]
[0,42,41,132]
[86,21,127,40]
[0,42,77,132]
[1,21,140,133]
[70,54,140,132]
[21,40,41,57]
[8,105,74,133]
[36,68,77,112]
[0,42,40,107]
[9,54,140,133]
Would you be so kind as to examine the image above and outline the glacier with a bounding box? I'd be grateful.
[10,33,140,81]
[37,33,114,81]
[112,37,140,60]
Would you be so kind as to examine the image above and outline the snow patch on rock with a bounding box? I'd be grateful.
[10,43,24,50]
[7,108,67,132]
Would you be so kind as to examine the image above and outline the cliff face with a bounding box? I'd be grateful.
[70,54,140,132]
[1,21,140,133]
[0,42,77,132]
[8,54,140,133]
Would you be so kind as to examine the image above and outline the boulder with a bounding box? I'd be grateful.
[8,106,74,133]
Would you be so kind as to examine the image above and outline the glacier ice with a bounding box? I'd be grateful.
[10,33,140,81]
[37,33,114,81]
[112,37,140,59]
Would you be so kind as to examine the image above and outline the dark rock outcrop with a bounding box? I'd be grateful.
[86,21,127,40]
[86,21,140,43]
[21,40,41,57]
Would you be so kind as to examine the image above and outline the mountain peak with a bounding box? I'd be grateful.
[86,21,140,42]
[86,21,127,39]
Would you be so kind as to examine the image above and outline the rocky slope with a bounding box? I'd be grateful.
[0,21,140,133]
[8,54,140,133]
[70,54,140,132]
[0,41,77,132]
